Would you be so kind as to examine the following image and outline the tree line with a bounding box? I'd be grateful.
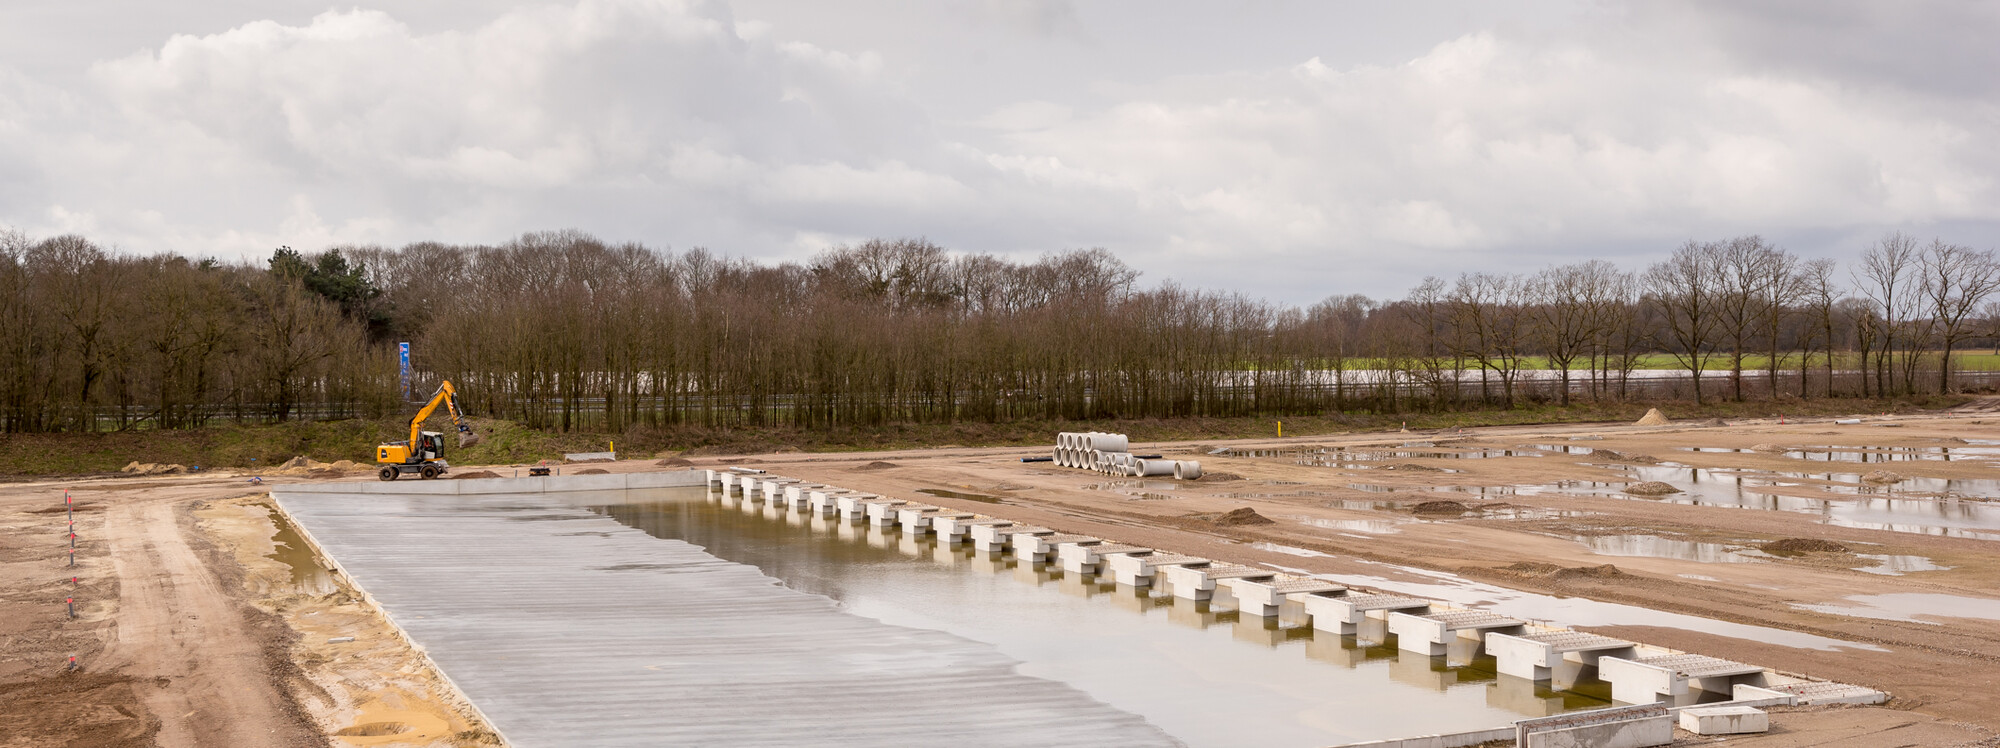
[1,227,1994,434]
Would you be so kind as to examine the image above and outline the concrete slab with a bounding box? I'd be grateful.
[275,487,1183,747]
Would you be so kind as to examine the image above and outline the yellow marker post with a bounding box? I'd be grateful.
[1276,420,1283,438]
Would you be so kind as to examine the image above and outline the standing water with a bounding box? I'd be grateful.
[277,486,1608,747]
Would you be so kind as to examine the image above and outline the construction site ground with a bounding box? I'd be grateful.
[7,406,2000,746]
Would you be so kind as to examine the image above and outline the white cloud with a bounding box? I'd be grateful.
[0,1,1995,303]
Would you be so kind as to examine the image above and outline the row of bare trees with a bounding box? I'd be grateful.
[1,228,1995,433]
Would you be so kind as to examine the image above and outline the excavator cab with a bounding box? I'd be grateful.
[376,381,479,481]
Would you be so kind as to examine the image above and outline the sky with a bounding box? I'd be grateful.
[1,0,1996,303]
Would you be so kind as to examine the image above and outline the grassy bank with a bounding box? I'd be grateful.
[0,394,1970,478]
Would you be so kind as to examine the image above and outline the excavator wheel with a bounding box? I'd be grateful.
[420,465,441,480]
[379,466,398,481]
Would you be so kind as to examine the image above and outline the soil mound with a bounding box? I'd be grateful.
[1761,538,1848,554]
[1596,450,1660,464]
[1196,507,1276,526]
[1504,562,1629,580]
[1554,564,1629,580]
[653,457,694,467]
[121,461,186,476]
[1634,408,1671,426]
[1860,470,1904,484]
[1411,500,1471,515]
[1382,463,1443,472]
[575,468,611,475]
[857,461,901,471]
[452,470,500,479]
[1501,562,1563,575]
[329,459,357,470]
[1193,471,1244,482]
[1750,443,1785,453]
[1623,481,1682,496]
[1698,418,1728,427]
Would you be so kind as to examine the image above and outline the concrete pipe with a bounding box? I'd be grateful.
[1136,459,1175,477]
[1174,460,1203,480]
[1086,433,1129,453]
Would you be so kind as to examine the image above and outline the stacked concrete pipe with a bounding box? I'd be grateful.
[1051,431,1201,478]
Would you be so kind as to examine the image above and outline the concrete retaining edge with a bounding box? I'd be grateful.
[267,492,515,747]
[1330,726,1514,748]
[277,469,707,495]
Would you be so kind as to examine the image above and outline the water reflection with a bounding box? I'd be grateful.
[592,491,1611,746]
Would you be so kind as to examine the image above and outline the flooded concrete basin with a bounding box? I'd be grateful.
[278,482,1586,747]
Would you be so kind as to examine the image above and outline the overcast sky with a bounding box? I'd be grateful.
[2,0,1996,302]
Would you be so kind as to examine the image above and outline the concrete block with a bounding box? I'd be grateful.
[971,523,1048,553]
[1517,704,1672,748]
[1303,593,1429,636]
[1015,533,1094,563]
[1487,630,1636,688]
[1223,577,1343,617]
[1162,563,1274,601]
[1103,551,1204,587]
[1678,705,1767,735]
[1387,609,1523,658]
[1058,542,1146,575]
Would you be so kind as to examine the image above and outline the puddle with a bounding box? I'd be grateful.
[1282,516,1410,534]
[1571,535,1766,564]
[1520,466,2000,541]
[1250,542,1336,558]
[266,507,337,595]
[1851,554,1954,576]
[1795,593,2000,624]
[917,488,1003,503]
[1347,483,1526,497]
[1083,480,1181,491]
[1532,445,1596,455]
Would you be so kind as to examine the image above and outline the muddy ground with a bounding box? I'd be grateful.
[8,405,2000,745]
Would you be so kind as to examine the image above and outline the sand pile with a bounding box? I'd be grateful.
[1595,450,1660,464]
[1861,470,1904,484]
[1634,408,1671,426]
[857,461,901,471]
[1750,443,1785,453]
[1411,500,1471,515]
[1381,463,1443,472]
[654,457,695,467]
[1191,507,1276,526]
[121,461,186,476]
[1623,481,1681,496]
[1762,538,1848,554]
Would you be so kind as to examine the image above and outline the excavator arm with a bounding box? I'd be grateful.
[407,381,480,449]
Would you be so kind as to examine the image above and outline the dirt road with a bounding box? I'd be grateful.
[0,470,492,748]
[99,497,319,747]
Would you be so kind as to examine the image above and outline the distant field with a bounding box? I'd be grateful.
[1310,351,2000,372]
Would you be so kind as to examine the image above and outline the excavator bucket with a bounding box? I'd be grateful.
[457,424,481,448]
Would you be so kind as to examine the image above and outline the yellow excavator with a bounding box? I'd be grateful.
[375,380,480,480]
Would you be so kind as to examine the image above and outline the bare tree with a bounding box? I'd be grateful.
[1920,239,2000,392]
[1646,241,1726,405]
[1855,232,1922,395]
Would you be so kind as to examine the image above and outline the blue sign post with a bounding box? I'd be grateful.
[398,342,412,401]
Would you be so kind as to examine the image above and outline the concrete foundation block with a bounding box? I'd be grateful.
[1517,704,1672,748]
[1678,705,1767,735]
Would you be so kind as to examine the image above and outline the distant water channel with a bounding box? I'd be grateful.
[281,486,1607,748]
